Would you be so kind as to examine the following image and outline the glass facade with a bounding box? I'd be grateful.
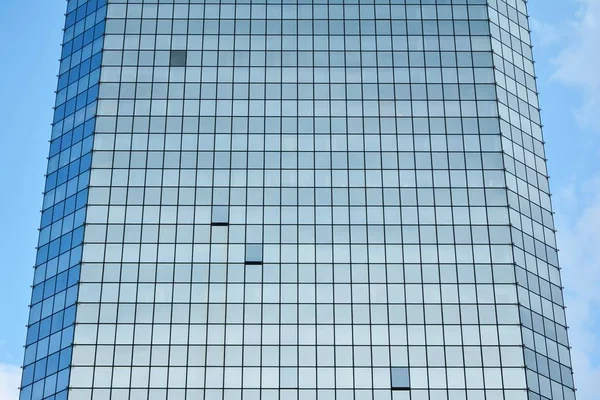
[20,1,106,399]
[21,0,576,399]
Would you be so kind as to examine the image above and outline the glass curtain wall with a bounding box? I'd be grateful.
[20,1,107,399]
[21,0,576,400]
[487,1,575,399]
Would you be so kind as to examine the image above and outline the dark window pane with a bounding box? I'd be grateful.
[212,206,229,225]
[245,244,263,264]
[170,50,187,67]
[391,367,410,390]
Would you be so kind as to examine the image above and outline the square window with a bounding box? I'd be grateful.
[245,244,263,264]
[212,206,229,225]
[170,50,187,67]
[391,367,410,390]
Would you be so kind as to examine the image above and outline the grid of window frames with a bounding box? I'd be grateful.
[25,0,570,399]
[20,1,107,400]
[487,0,576,399]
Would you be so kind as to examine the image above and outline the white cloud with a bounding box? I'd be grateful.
[0,364,20,400]
[550,0,600,131]
[554,179,600,398]
[530,17,562,47]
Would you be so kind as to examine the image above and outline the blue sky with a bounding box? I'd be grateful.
[0,0,599,398]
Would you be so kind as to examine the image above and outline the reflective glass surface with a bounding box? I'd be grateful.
[20,1,107,399]
[488,1,575,399]
[22,0,576,399]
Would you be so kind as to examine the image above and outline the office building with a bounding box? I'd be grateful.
[21,0,576,399]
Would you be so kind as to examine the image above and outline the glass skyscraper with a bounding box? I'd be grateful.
[21,0,577,399]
